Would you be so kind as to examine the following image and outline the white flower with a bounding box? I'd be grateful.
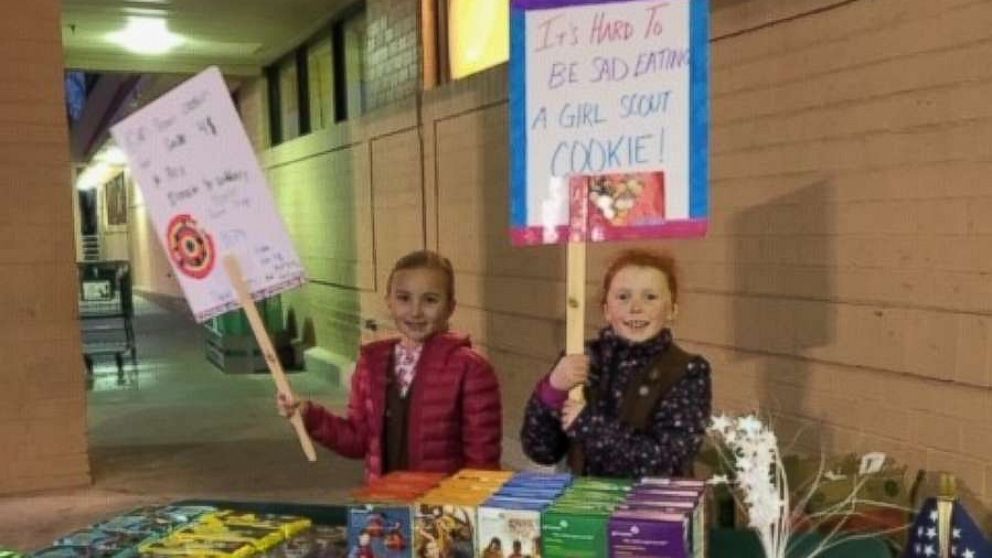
[708,414,789,558]
[724,428,739,444]
[738,415,763,434]
[710,414,731,433]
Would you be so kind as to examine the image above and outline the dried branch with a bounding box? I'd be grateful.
[708,414,913,558]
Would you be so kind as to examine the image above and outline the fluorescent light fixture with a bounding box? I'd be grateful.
[80,142,129,190]
[106,17,184,55]
[94,145,128,166]
[122,7,170,17]
[76,163,113,191]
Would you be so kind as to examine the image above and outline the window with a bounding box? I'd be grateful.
[441,0,509,81]
[278,57,300,141]
[307,36,335,130]
[266,2,367,146]
[266,55,303,146]
[337,9,367,120]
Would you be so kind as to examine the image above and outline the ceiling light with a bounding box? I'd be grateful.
[76,163,112,191]
[94,145,128,166]
[106,17,184,55]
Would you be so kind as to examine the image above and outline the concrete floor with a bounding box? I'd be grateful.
[0,297,365,552]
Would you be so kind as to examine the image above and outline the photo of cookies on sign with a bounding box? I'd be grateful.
[587,172,665,227]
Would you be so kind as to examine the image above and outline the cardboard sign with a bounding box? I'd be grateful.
[110,66,305,322]
[509,0,709,245]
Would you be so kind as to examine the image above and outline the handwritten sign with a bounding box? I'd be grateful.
[110,67,306,322]
[509,0,709,245]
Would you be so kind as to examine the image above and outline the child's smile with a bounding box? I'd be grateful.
[603,265,674,343]
[387,268,454,347]
[401,320,431,333]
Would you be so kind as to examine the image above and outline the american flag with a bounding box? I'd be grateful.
[904,498,992,558]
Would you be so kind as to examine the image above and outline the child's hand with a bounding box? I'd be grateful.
[562,399,585,430]
[549,355,589,391]
[276,392,304,418]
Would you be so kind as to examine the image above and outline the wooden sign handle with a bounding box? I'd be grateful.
[937,473,957,558]
[565,207,588,410]
[223,254,317,462]
[566,241,587,404]
[565,175,589,405]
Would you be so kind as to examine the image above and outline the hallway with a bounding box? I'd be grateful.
[0,297,363,551]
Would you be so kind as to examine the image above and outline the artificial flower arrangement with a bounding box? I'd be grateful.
[706,414,914,558]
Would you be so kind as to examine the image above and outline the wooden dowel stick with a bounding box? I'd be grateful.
[566,240,587,403]
[566,174,588,404]
[937,473,957,558]
[223,254,317,462]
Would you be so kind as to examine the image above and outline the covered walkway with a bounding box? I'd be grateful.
[0,298,362,551]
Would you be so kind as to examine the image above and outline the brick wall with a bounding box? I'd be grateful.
[236,0,992,509]
[0,0,90,493]
[424,0,992,508]
[694,0,992,508]
[365,0,421,111]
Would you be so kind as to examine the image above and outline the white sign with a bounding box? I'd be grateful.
[509,0,709,245]
[110,66,306,322]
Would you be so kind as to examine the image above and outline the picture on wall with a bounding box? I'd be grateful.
[105,172,128,226]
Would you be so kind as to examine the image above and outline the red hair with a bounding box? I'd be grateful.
[601,249,678,305]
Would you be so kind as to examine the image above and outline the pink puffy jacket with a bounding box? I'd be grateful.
[302,332,502,481]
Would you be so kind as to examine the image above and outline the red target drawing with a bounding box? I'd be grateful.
[165,214,215,279]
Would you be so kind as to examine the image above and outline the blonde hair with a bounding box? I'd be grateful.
[386,250,455,301]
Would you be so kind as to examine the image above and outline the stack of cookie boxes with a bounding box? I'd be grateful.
[29,505,349,557]
[347,471,448,557]
[537,476,706,558]
[412,469,515,558]
[137,510,314,556]
[31,505,217,557]
[541,477,633,557]
[608,478,706,558]
[476,472,573,557]
[346,470,706,558]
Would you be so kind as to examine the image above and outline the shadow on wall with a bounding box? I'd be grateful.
[284,307,318,368]
[732,179,835,455]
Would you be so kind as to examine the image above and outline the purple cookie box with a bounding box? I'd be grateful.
[609,511,689,558]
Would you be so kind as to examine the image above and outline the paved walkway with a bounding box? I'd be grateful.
[0,297,364,551]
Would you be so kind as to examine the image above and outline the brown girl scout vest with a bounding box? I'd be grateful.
[567,342,694,476]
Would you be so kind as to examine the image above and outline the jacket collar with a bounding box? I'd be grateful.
[364,331,471,362]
